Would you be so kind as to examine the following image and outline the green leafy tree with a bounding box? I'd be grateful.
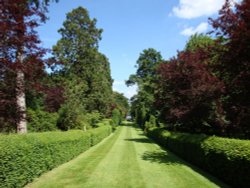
[112,109,122,126]
[127,48,163,126]
[112,92,129,118]
[144,115,156,132]
[53,6,112,129]
[185,34,214,52]
[27,108,58,132]
[84,53,113,115]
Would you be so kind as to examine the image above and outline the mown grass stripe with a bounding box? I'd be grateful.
[131,126,227,188]
[115,125,145,188]
[26,125,229,188]
[81,126,128,187]
[26,128,122,188]
[82,126,145,188]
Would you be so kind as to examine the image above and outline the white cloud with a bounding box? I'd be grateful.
[113,86,137,99]
[173,0,227,19]
[124,86,137,99]
[112,80,137,99]
[181,22,208,36]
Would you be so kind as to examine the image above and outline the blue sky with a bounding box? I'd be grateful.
[37,0,235,98]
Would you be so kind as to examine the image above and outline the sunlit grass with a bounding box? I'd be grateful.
[26,125,228,188]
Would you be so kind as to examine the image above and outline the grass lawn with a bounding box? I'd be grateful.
[26,124,228,188]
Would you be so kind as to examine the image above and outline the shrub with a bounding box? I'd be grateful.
[85,111,102,128]
[27,108,59,132]
[57,107,104,131]
[89,125,112,146]
[112,109,122,126]
[96,119,112,127]
[56,105,81,131]
[101,119,113,126]
[144,115,157,132]
[147,128,250,188]
[0,126,112,188]
[97,118,117,131]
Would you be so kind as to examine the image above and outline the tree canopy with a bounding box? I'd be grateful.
[127,48,163,127]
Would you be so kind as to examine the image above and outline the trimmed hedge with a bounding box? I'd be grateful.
[89,125,112,146]
[147,128,250,188]
[0,126,112,188]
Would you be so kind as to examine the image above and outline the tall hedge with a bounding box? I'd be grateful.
[0,126,112,188]
[89,125,112,146]
[147,128,250,188]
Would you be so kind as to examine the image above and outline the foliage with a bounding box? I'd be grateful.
[112,92,129,118]
[53,6,113,118]
[43,73,65,113]
[0,130,91,188]
[0,125,112,188]
[209,0,250,137]
[56,104,82,131]
[127,48,163,127]
[147,128,250,188]
[84,111,102,128]
[57,102,103,131]
[0,0,47,74]
[185,34,214,52]
[112,108,122,126]
[144,115,156,132]
[150,0,250,138]
[0,0,49,132]
[134,101,147,127]
[89,125,112,146]
[98,118,113,126]
[30,0,59,8]
[156,51,225,134]
[127,48,163,85]
[27,108,58,132]
[0,71,17,132]
[53,7,102,65]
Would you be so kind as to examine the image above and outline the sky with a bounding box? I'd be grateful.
[37,0,237,99]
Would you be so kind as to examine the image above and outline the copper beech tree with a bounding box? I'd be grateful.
[209,0,250,135]
[0,0,52,133]
[156,50,225,134]
[155,0,250,136]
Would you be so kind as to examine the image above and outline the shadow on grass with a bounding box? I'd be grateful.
[123,125,229,187]
[142,150,183,166]
[124,138,153,144]
[141,150,229,187]
[138,133,146,136]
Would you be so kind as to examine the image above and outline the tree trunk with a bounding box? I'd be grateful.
[16,53,27,134]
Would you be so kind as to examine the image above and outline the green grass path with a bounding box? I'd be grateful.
[26,125,228,188]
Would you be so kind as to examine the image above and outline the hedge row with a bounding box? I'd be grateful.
[89,125,112,146]
[0,125,112,188]
[147,128,250,188]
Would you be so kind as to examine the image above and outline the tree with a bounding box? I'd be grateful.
[156,51,225,134]
[0,0,49,133]
[112,108,122,126]
[30,0,59,7]
[112,92,129,118]
[144,115,156,132]
[210,0,250,136]
[185,33,214,52]
[53,7,102,68]
[83,52,113,115]
[53,6,113,129]
[126,48,163,126]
